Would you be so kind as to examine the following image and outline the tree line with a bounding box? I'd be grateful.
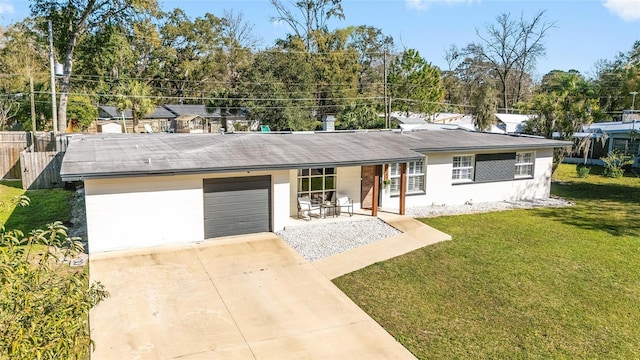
[0,0,637,138]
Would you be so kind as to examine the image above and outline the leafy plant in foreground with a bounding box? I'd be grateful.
[0,221,109,359]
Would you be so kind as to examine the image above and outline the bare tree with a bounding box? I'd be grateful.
[269,0,344,51]
[444,44,461,72]
[0,98,19,130]
[222,10,262,50]
[466,10,554,112]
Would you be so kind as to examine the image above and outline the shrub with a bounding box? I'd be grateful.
[601,150,634,178]
[576,164,591,178]
[0,222,109,359]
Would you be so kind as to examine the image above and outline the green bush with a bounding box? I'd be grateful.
[0,222,109,359]
[601,150,634,178]
[576,164,591,178]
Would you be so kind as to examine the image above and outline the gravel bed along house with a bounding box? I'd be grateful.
[276,219,401,262]
[406,197,573,218]
[278,197,573,262]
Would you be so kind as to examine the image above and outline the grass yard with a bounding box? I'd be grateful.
[334,164,640,359]
[0,180,74,233]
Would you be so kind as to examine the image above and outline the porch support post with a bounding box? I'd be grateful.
[372,171,379,217]
[399,163,407,215]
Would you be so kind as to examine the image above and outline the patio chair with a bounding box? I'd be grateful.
[335,194,353,217]
[297,196,322,220]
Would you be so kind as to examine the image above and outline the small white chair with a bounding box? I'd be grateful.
[297,196,322,220]
[335,194,353,217]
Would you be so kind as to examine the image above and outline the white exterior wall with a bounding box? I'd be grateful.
[381,148,554,209]
[337,166,362,210]
[85,170,290,253]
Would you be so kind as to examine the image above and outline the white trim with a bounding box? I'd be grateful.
[515,151,535,178]
[452,154,475,183]
[389,159,425,196]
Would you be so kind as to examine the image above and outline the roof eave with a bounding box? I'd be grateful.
[60,156,424,182]
[412,142,572,153]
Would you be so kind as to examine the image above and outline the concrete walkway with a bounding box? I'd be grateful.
[89,233,416,359]
[313,212,452,279]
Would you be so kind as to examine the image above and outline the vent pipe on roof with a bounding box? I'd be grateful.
[322,115,335,132]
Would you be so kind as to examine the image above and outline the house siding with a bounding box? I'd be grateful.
[381,148,553,209]
[85,170,290,253]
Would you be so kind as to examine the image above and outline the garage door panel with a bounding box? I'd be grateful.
[203,176,271,239]
[203,191,268,207]
[203,221,269,238]
[203,177,268,192]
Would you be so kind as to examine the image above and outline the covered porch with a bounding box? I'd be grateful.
[291,163,412,222]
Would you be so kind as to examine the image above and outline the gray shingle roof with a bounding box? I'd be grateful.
[60,130,571,181]
[98,106,177,119]
[164,105,222,117]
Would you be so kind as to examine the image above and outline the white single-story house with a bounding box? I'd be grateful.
[60,130,570,253]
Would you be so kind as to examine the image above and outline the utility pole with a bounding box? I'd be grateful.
[383,51,388,129]
[48,20,58,134]
[631,91,638,110]
[30,75,37,151]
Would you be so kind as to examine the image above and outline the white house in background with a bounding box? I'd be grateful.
[60,130,570,253]
[495,113,536,134]
[564,115,640,168]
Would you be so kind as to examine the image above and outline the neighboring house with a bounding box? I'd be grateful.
[564,117,640,168]
[95,104,255,133]
[163,104,222,132]
[495,113,536,134]
[60,130,570,253]
[428,112,466,124]
[174,114,207,133]
[95,106,176,133]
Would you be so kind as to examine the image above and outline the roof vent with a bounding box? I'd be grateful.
[322,115,335,132]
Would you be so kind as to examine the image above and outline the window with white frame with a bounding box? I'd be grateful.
[389,160,425,196]
[515,152,534,178]
[297,168,336,202]
[452,155,474,182]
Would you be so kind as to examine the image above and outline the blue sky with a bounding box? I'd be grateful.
[1,0,638,78]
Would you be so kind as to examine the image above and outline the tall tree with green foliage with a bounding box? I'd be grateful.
[116,80,155,132]
[241,40,317,130]
[346,25,394,97]
[156,9,227,100]
[74,24,136,100]
[311,28,360,116]
[30,0,159,133]
[593,41,640,115]
[0,19,49,130]
[523,70,602,139]
[388,49,444,116]
[67,94,98,131]
[337,103,382,129]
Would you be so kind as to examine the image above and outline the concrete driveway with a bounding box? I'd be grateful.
[89,232,416,359]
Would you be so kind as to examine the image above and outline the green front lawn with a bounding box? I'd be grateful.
[334,164,640,358]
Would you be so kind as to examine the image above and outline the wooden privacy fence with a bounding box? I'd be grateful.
[20,148,64,190]
[0,147,22,179]
[0,132,69,189]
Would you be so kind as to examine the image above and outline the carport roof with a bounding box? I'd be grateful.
[60,130,571,180]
